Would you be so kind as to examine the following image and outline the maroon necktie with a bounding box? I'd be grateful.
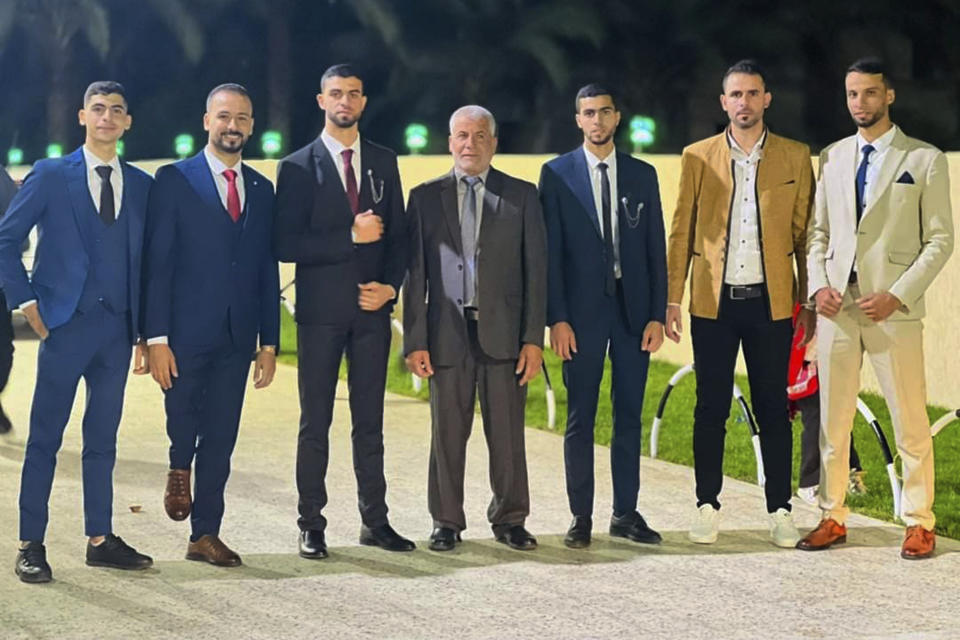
[223,169,241,222]
[341,148,359,215]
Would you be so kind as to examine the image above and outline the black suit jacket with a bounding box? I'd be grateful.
[403,167,547,365]
[273,136,406,325]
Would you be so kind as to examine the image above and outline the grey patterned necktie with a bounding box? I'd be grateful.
[461,175,482,306]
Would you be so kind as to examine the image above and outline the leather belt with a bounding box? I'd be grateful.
[463,307,479,320]
[727,284,764,300]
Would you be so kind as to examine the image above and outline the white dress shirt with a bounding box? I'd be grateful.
[454,167,490,308]
[203,146,245,211]
[321,129,361,192]
[724,129,766,285]
[856,124,898,211]
[583,145,621,278]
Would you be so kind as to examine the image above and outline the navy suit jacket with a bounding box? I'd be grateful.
[0,147,151,340]
[273,136,406,325]
[141,152,280,354]
[539,148,667,335]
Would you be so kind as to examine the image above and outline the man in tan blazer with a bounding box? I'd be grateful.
[798,57,953,559]
[666,60,814,547]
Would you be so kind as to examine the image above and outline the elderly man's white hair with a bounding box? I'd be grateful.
[448,105,497,136]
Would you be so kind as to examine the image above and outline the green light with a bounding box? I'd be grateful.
[405,123,428,154]
[116,140,125,157]
[7,147,23,165]
[174,134,194,159]
[46,144,63,159]
[261,130,282,158]
[629,116,656,151]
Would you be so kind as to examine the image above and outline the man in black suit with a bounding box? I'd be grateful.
[0,166,18,434]
[274,64,413,558]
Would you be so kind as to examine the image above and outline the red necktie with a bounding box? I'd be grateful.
[341,149,359,215]
[223,169,241,222]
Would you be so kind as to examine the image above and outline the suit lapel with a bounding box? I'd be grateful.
[478,167,502,246]
[240,164,263,232]
[830,136,858,232]
[63,148,96,254]
[182,153,228,219]
[566,149,602,238]
[311,137,354,224]
[439,171,462,255]
[861,129,908,223]
[119,160,143,258]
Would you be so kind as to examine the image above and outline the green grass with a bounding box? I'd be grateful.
[280,309,960,539]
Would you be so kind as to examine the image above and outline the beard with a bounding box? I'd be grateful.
[851,108,886,129]
[731,112,762,129]
[588,130,614,146]
[329,112,360,128]
[213,131,247,154]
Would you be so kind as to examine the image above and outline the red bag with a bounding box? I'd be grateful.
[787,303,818,401]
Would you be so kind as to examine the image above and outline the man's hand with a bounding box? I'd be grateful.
[642,321,665,353]
[358,282,395,311]
[814,287,843,318]
[665,305,683,343]
[21,303,48,340]
[549,322,577,361]
[857,291,902,322]
[405,350,434,379]
[132,341,150,375]
[352,211,383,244]
[253,348,277,389]
[149,344,178,390]
[515,344,543,386]
[795,307,817,346]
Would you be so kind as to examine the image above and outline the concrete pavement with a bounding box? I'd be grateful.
[1,327,959,640]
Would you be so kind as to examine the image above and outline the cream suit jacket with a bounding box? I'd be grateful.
[807,128,954,320]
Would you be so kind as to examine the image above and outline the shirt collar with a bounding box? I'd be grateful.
[203,146,242,176]
[454,166,490,186]
[727,127,767,160]
[857,124,897,155]
[321,129,361,159]
[582,145,616,170]
[82,145,122,175]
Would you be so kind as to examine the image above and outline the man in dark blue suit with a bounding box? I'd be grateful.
[0,82,154,583]
[539,84,667,549]
[0,166,20,434]
[143,83,280,567]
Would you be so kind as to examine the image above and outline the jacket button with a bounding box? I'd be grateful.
[458,264,463,271]
[231,261,237,267]
[457,298,462,305]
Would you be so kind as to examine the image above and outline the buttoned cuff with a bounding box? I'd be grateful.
[18,299,36,310]
[147,336,168,346]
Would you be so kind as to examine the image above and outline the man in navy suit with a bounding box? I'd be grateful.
[0,166,20,434]
[143,83,280,567]
[274,64,413,559]
[539,84,667,549]
[0,81,154,583]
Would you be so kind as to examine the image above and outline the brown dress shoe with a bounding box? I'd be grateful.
[186,535,242,567]
[901,525,935,560]
[796,518,847,551]
[164,469,192,521]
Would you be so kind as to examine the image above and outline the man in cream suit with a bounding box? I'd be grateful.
[799,58,953,559]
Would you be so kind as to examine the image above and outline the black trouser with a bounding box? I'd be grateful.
[0,289,13,393]
[296,311,391,532]
[796,393,860,488]
[691,284,793,513]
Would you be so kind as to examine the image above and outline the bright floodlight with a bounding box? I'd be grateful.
[46,144,63,159]
[261,131,282,158]
[174,134,194,159]
[629,115,656,151]
[7,147,23,165]
[405,123,428,154]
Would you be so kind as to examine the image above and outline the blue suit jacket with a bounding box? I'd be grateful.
[141,152,280,354]
[539,148,667,334]
[0,147,151,340]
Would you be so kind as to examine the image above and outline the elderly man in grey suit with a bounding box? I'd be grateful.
[403,105,547,552]
[799,58,953,559]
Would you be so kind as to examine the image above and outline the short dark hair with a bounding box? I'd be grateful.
[84,81,127,107]
[321,64,364,91]
[575,83,618,112]
[846,56,893,88]
[722,59,766,92]
[206,83,251,111]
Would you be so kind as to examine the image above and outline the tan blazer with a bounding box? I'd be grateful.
[668,131,814,321]
[807,128,954,320]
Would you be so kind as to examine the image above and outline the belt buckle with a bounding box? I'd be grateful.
[729,286,747,301]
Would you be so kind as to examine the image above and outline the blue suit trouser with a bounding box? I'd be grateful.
[19,305,130,541]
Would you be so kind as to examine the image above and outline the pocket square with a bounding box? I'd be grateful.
[896,171,915,184]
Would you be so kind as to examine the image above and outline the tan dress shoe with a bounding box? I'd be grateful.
[164,469,192,521]
[796,518,847,551]
[901,525,935,560]
[186,535,242,567]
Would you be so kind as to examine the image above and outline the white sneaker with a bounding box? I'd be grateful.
[689,504,719,544]
[769,508,801,548]
[796,485,818,506]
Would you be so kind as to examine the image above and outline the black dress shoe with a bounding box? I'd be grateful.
[564,516,592,549]
[610,511,662,544]
[360,523,416,552]
[15,541,52,583]
[86,534,153,570]
[299,529,328,559]
[496,525,537,550]
[428,527,461,552]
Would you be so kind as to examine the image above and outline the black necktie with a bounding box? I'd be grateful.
[598,162,615,297]
[95,165,115,225]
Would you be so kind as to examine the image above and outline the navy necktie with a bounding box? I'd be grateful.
[855,143,875,225]
[95,165,115,225]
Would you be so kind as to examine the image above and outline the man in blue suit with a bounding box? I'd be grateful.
[143,83,280,567]
[539,84,667,549]
[0,81,154,583]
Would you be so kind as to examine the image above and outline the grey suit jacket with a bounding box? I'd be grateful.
[403,166,547,365]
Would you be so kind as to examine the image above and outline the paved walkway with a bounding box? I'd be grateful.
[1,325,958,639]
